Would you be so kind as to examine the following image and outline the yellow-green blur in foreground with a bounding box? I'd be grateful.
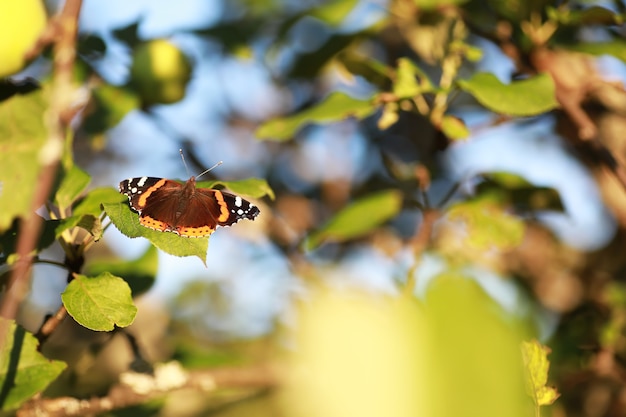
[281,274,531,417]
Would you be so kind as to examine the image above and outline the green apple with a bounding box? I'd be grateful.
[129,39,192,105]
[0,0,47,78]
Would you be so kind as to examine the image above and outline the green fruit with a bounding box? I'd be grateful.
[129,39,192,105]
[0,0,47,78]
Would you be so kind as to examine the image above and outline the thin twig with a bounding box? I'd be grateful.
[34,305,67,347]
[404,210,439,296]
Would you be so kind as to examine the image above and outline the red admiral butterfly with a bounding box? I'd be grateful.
[119,175,260,237]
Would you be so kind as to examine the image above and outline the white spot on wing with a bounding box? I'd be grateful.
[137,177,148,187]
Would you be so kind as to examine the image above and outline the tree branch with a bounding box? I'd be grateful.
[17,363,279,417]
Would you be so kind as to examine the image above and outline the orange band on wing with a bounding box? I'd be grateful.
[177,226,215,237]
[212,190,230,222]
[138,179,167,208]
[140,215,169,231]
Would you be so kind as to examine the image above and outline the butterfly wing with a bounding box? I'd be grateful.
[195,189,260,226]
[120,177,185,233]
[167,189,257,237]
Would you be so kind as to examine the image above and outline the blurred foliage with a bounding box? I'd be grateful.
[2,0,626,416]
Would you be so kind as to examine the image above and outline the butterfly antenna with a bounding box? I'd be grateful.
[196,160,223,180]
[179,149,191,177]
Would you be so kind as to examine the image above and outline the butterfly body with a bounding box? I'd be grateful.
[119,176,259,237]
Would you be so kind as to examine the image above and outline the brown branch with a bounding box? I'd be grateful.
[34,305,68,347]
[404,209,439,296]
[17,364,279,417]
[0,0,82,346]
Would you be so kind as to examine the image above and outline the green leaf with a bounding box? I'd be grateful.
[568,40,626,62]
[256,92,377,141]
[424,274,528,417]
[73,186,125,217]
[306,190,403,250]
[601,283,626,349]
[55,166,91,210]
[521,339,560,407]
[447,197,525,250]
[61,272,137,331]
[199,178,275,200]
[83,84,139,134]
[392,58,435,99]
[441,115,470,140]
[0,319,67,411]
[476,172,564,212]
[336,51,390,89]
[412,0,468,9]
[456,73,558,116]
[378,102,399,130]
[103,202,209,264]
[85,245,158,297]
[56,214,103,240]
[0,89,47,233]
[393,58,421,99]
[548,5,623,26]
[310,0,359,26]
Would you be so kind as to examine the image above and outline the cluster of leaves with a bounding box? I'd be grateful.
[0,87,272,409]
[3,0,626,415]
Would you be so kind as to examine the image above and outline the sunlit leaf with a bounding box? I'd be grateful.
[55,165,91,210]
[102,202,209,264]
[85,245,158,296]
[73,186,125,217]
[413,0,468,9]
[310,0,359,26]
[306,190,403,250]
[56,214,102,240]
[393,58,421,99]
[447,197,525,250]
[425,274,529,417]
[282,289,431,417]
[62,272,137,331]
[521,339,560,407]
[0,319,67,411]
[441,114,469,140]
[457,73,558,116]
[0,89,47,232]
[476,172,564,212]
[378,102,399,130]
[548,5,623,25]
[568,40,626,62]
[256,92,377,141]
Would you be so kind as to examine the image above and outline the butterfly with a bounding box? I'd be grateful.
[119,175,259,237]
